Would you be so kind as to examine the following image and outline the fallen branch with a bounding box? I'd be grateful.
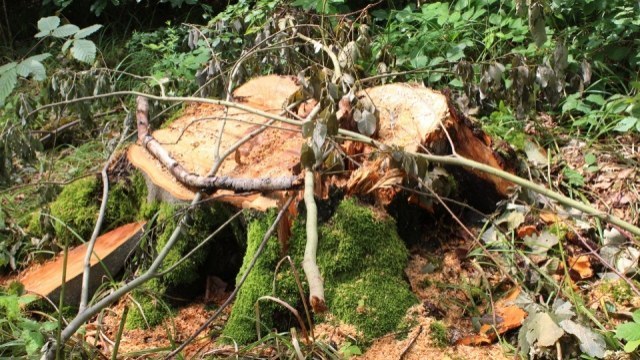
[32,90,640,238]
[302,167,326,313]
[136,96,302,192]
[79,112,132,313]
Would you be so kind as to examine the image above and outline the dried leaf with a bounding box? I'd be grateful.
[539,211,559,224]
[524,312,564,347]
[559,320,606,358]
[517,225,537,239]
[528,1,547,47]
[524,231,559,255]
[567,255,593,279]
[524,139,547,166]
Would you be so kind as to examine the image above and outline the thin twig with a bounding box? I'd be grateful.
[79,112,132,313]
[399,325,423,360]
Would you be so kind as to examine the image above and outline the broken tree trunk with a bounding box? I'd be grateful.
[19,222,145,303]
[346,83,514,209]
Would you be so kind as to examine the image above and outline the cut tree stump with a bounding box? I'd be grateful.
[128,76,513,211]
[127,75,304,210]
[19,222,145,304]
[346,83,514,207]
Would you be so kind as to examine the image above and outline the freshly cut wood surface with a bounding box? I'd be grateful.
[362,83,513,197]
[127,75,303,208]
[362,83,448,152]
[20,222,145,302]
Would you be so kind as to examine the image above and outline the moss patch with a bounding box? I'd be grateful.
[224,198,417,344]
[319,199,417,340]
[222,210,305,344]
[125,279,172,330]
[125,201,243,329]
[49,177,100,245]
[45,169,148,246]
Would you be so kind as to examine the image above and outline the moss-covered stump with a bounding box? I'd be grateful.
[126,201,243,329]
[29,170,147,246]
[223,198,417,344]
[222,210,305,344]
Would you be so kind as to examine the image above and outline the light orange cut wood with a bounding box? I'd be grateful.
[19,222,145,303]
[127,75,304,208]
[350,83,514,205]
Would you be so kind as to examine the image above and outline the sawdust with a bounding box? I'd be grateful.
[98,295,232,358]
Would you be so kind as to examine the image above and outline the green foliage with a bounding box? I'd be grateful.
[123,24,210,95]
[429,321,448,348]
[0,16,101,106]
[291,0,348,14]
[0,285,57,357]
[45,0,200,16]
[615,310,640,353]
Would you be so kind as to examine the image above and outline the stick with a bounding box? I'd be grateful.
[31,91,640,238]
[302,167,326,313]
[79,112,132,313]
[136,97,301,192]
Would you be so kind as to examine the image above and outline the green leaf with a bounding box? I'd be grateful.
[0,67,18,107]
[632,310,640,324]
[624,339,640,353]
[585,94,605,106]
[62,39,73,53]
[563,167,584,187]
[0,61,17,75]
[70,39,97,64]
[616,321,640,342]
[37,16,60,33]
[614,117,638,132]
[16,58,46,81]
[21,329,44,355]
[75,24,102,39]
[52,24,79,38]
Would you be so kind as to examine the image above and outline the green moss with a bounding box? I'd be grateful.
[125,279,172,330]
[153,202,233,288]
[429,321,448,348]
[222,211,304,344]
[330,274,416,339]
[318,199,408,283]
[47,169,148,246]
[224,198,417,344]
[49,177,100,245]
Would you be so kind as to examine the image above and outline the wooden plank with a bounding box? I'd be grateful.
[19,222,145,304]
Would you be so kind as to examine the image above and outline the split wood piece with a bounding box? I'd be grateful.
[347,83,514,205]
[19,222,145,304]
[127,75,305,210]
